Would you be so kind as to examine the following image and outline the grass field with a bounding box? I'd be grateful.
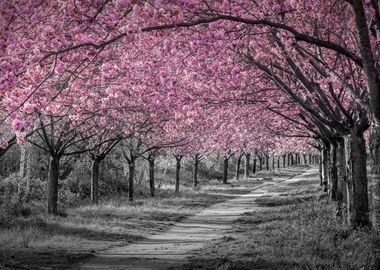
[0,175,261,270]
[1,166,373,270]
[183,185,375,270]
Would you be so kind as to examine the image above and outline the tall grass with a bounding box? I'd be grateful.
[185,186,374,270]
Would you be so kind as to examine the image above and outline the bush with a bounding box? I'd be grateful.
[61,175,89,200]
[0,173,80,208]
[0,200,32,219]
[0,173,46,203]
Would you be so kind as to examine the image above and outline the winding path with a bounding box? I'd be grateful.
[75,167,318,270]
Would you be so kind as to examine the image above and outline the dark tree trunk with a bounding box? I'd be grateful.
[175,156,182,193]
[303,154,307,165]
[128,161,135,201]
[265,155,269,170]
[272,156,275,170]
[91,158,101,205]
[193,155,199,188]
[149,158,155,197]
[277,157,280,169]
[309,154,312,165]
[47,156,60,215]
[252,158,257,174]
[259,156,263,171]
[60,165,74,180]
[244,153,250,178]
[283,154,286,168]
[351,0,380,261]
[344,131,369,227]
[336,139,347,217]
[329,143,338,201]
[223,157,229,184]
[236,154,243,179]
[288,153,291,166]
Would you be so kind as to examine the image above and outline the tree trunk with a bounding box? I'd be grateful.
[291,153,294,165]
[265,155,269,170]
[60,164,74,180]
[283,154,286,168]
[272,156,275,170]
[277,157,280,169]
[288,153,291,166]
[344,131,369,227]
[91,158,100,205]
[259,156,263,171]
[252,158,257,174]
[319,154,323,187]
[19,145,27,177]
[330,143,338,201]
[18,144,28,199]
[336,139,347,217]
[193,156,199,188]
[26,143,40,180]
[175,156,181,193]
[236,154,243,179]
[371,124,380,261]
[128,161,135,201]
[47,156,60,215]
[350,0,380,260]
[244,153,250,177]
[322,145,330,192]
[223,157,229,184]
[149,158,155,197]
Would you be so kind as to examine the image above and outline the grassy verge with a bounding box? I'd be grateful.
[183,186,375,270]
[0,175,264,270]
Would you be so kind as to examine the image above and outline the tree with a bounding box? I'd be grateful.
[174,154,183,193]
[27,115,103,214]
[88,136,121,204]
[235,151,244,180]
[244,152,250,178]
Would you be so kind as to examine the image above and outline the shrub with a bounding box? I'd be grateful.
[0,200,32,220]
[0,173,46,203]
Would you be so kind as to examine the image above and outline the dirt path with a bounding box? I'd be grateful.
[75,167,318,270]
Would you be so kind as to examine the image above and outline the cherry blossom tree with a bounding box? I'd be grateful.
[3,0,375,255]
